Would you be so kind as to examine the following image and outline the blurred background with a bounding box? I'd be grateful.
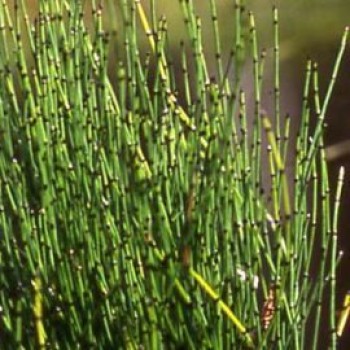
[19,0,350,347]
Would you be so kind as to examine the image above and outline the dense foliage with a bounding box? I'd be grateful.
[0,1,347,349]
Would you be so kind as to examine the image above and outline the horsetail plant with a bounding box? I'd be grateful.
[0,0,348,349]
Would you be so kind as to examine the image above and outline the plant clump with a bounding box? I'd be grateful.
[0,1,347,349]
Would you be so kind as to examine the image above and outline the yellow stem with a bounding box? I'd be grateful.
[33,275,46,349]
[189,268,254,348]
